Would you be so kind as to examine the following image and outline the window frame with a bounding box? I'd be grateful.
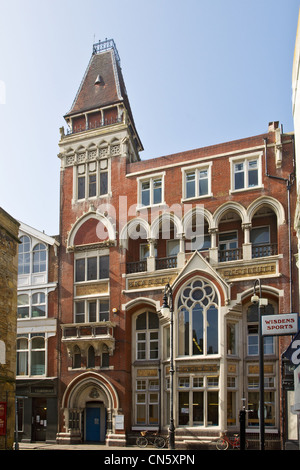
[135,378,159,426]
[74,297,110,323]
[137,172,165,209]
[17,291,48,320]
[18,236,48,277]
[74,251,109,284]
[16,333,47,377]
[229,152,263,193]
[182,162,212,201]
[74,158,110,202]
[135,311,160,361]
[177,374,219,427]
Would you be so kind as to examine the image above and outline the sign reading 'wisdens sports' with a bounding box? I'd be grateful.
[261,313,298,336]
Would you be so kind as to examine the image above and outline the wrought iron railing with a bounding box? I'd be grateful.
[92,38,121,65]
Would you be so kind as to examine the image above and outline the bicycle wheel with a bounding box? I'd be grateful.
[216,438,229,450]
[136,436,148,448]
[154,436,166,448]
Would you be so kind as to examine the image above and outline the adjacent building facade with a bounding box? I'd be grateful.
[56,39,298,449]
[16,222,59,443]
[0,208,19,450]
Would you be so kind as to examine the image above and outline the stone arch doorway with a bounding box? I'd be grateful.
[59,372,120,445]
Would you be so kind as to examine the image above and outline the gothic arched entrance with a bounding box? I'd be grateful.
[59,372,120,445]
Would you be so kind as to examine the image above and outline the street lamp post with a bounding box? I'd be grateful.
[251,279,265,451]
[161,283,175,449]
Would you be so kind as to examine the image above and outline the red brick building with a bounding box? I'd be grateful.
[57,39,298,449]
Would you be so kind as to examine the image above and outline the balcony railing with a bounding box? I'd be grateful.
[126,260,147,274]
[66,116,123,135]
[61,321,115,344]
[155,256,177,270]
[218,248,242,263]
[252,243,278,258]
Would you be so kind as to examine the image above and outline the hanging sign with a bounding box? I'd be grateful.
[261,313,298,336]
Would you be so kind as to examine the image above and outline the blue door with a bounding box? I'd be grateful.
[86,407,100,441]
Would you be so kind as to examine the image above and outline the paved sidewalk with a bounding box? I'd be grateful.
[16,442,145,451]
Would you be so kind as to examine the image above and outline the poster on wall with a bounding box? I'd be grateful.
[0,402,7,436]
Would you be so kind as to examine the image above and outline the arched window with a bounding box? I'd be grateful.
[73,346,81,369]
[102,344,109,368]
[177,279,219,356]
[136,311,159,360]
[18,236,30,274]
[32,243,47,273]
[87,346,95,368]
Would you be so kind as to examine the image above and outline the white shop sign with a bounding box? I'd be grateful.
[261,313,298,336]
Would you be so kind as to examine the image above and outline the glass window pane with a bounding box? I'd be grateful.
[141,181,150,206]
[99,255,109,279]
[250,227,270,245]
[89,301,96,322]
[99,299,109,321]
[148,312,159,329]
[248,169,258,187]
[193,391,204,425]
[192,305,203,355]
[199,170,208,196]
[186,172,195,198]
[17,351,28,375]
[178,308,189,355]
[75,301,85,323]
[153,179,162,204]
[88,174,96,197]
[207,306,218,354]
[136,312,146,330]
[100,171,108,195]
[207,391,218,425]
[78,175,85,199]
[33,244,47,273]
[179,391,189,425]
[248,160,258,187]
[87,257,97,280]
[149,403,159,424]
[137,404,146,424]
[31,304,45,317]
[75,258,85,282]
[32,337,45,349]
[31,351,45,375]
[234,163,244,190]
[199,177,208,196]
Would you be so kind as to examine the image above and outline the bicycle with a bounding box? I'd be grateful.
[216,433,248,450]
[136,431,167,448]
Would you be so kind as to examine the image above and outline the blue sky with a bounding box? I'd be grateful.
[0,0,299,235]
